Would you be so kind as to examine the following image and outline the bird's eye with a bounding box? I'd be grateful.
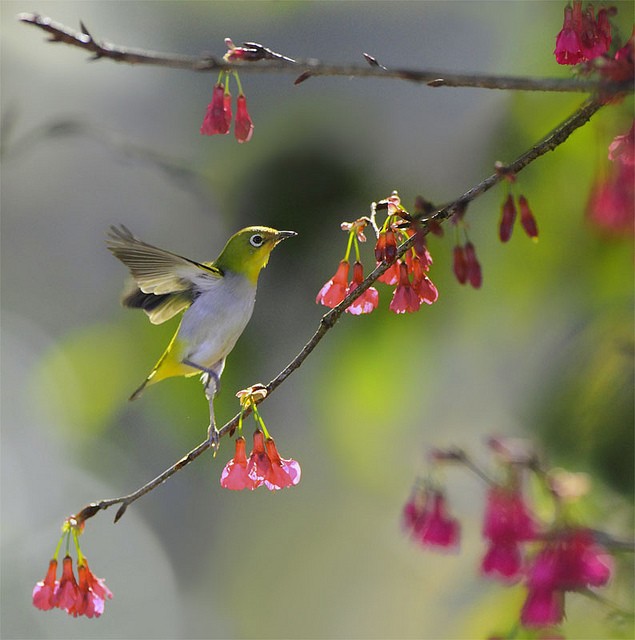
[249,234,264,247]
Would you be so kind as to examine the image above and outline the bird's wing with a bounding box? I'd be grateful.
[120,282,193,325]
[107,225,222,295]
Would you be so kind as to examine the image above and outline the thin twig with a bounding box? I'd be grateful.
[71,96,604,525]
[17,12,632,95]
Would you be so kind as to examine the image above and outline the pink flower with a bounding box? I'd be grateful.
[73,563,105,618]
[483,487,536,543]
[316,260,350,308]
[518,195,539,239]
[403,488,460,551]
[521,528,613,628]
[554,4,584,65]
[33,559,58,611]
[390,262,421,314]
[499,194,517,242]
[402,495,421,532]
[82,560,112,602]
[464,242,482,289]
[521,588,565,627]
[52,555,80,612]
[220,436,257,490]
[556,529,613,589]
[482,543,524,580]
[410,256,438,304]
[200,84,232,136]
[578,5,611,60]
[481,486,536,581]
[416,491,461,551]
[377,260,400,285]
[453,245,468,284]
[234,94,254,143]
[263,437,301,490]
[345,261,379,315]
[587,161,634,236]
[608,121,635,166]
[246,430,272,487]
[554,2,611,65]
[598,28,634,87]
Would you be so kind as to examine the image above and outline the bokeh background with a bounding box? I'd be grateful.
[1,2,633,639]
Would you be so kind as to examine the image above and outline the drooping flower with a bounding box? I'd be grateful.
[82,560,113,603]
[554,3,584,65]
[246,429,272,488]
[73,564,102,618]
[464,242,482,289]
[52,555,80,612]
[263,437,301,490]
[481,486,537,581]
[403,487,461,551]
[245,430,301,490]
[521,587,565,627]
[521,527,613,628]
[234,94,254,143]
[316,260,350,308]
[499,194,517,242]
[578,5,611,60]
[554,2,611,65]
[377,260,400,285]
[200,83,232,136]
[389,262,421,313]
[608,121,635,166]
[587,161,634,236]
[33,559,58,611]
[375,228,398,263]
[345,261,379,315]
[518,195,539,239]
[220,436,257,490]
[453,245,468,284]
[411,256,438,304]
[555,528,613,589]
[416,491,461,551]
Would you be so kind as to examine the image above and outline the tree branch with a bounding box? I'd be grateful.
[18,12,632,94]
[71,95,604,525]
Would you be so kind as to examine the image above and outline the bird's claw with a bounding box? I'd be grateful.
[207,424,220,456]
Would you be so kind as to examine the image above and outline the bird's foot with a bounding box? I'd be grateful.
[207,423,220,456]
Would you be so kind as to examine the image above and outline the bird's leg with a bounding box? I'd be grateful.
[205,392,220,453]
[184,358,224,453]
[183,359,221,395]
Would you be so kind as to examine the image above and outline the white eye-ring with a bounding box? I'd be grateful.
[250,234,264,247]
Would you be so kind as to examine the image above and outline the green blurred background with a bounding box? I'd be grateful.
[1,2,633,638]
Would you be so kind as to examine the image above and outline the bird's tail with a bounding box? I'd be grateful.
[129,377,150,401]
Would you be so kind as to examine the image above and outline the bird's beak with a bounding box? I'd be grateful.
[274,230,298,244]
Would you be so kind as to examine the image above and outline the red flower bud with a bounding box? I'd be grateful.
[499,194,517,243]
[518,195,538,239]
[464,242,482,289]
[453,245,467,284]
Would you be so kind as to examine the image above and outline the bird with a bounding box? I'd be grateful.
[107,224,297,444]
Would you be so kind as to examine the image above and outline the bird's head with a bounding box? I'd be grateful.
[215,226,297,283]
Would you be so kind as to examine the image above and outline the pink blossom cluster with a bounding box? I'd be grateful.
[200,73,254,142]
[402,487,460,551]
[403,442,617,634]
[33,556,112,618]
[221,430,301,491]
[554,2,612,65]
[521,528,613,627]
[316,193,439,315]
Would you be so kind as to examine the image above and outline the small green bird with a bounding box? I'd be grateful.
[107,224,296,442]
